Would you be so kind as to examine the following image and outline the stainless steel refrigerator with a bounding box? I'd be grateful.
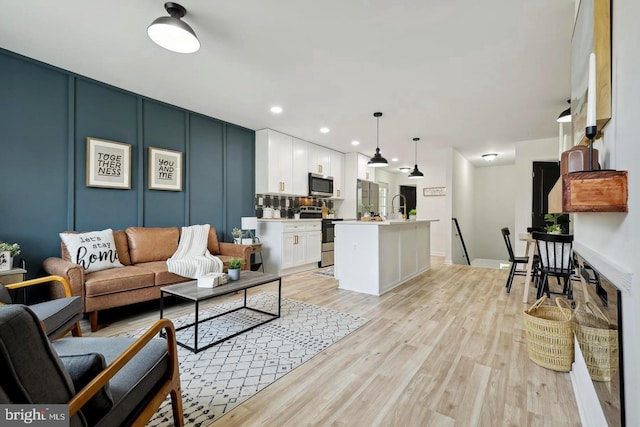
[357,179,379,218]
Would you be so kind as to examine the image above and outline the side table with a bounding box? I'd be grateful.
[250,243,264,272]
[0,267,27,285]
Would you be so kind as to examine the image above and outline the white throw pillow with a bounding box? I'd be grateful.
[60,229,124,273]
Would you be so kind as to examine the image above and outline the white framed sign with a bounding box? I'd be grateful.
[86,137,132,189]
[148,147,183,191]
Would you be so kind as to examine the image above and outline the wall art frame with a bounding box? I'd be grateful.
[423,187,446,197]
[148,147,183,191]
[86,137,131,189]
[571,0,611,145]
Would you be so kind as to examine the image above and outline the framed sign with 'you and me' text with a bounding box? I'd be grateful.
[86,137,131,189]
[148,147,183,191]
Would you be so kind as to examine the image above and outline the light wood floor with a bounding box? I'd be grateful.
[84,259,582,427]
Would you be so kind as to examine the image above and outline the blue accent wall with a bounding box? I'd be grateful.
[0,49,255,277]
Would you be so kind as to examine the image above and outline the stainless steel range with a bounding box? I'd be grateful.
[320,218,342,267]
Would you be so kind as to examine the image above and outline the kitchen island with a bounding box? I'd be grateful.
[334,220,437,295]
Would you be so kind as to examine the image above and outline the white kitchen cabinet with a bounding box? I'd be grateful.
[308,144,331,175]
[256,219,322,276]
[330,150,344,199]
[292,138,309,196]
[256,129,309,196]
[357,152,375,182]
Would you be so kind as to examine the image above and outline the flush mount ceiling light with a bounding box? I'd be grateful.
[270,106,283,114]
[368,112,388,167]
[408,138,424,179]
[557,99,571,123]
[147,2,200,53]
[482,153,498,161]
[391,157,399,162]
[351,140,360,146]
[399,167,411,173]
[320,127,330,134]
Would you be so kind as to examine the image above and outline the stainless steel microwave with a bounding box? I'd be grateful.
[308,173,334,197]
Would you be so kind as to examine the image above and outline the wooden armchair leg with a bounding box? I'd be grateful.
[90,311,98,332]
[170,386,185,427]
[71,322,82,337]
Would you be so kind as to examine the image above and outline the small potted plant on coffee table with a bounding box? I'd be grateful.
[228,257,244,281]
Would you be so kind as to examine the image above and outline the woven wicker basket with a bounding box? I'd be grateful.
[523,296,574,372]
[573,301,619,381]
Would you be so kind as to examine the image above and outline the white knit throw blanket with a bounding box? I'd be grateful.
[167,224,223,279]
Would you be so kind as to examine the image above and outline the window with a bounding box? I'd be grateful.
[378,182,388,217]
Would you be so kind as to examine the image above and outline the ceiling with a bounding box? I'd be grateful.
[1,0,576,169]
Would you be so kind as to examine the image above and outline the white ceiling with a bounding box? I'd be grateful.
[1,0,576,169]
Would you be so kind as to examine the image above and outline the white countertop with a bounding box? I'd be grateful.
[337,219,438,225]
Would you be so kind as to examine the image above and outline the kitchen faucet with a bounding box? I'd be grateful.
[391,194,407,219]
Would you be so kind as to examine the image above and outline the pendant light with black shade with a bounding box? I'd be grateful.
[408,137,424,179]
[368,112,388,167]
[556,99,571,123]
[148,2,201,54]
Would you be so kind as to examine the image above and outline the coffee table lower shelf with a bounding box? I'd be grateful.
[160,272,281,353]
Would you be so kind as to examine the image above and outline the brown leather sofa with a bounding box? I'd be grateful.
[43,226,251,332]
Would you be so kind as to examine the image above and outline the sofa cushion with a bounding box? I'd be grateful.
[60,229,125,273]
[59,353,113,425]
[207,226,221,255]
[53,336,170,427]
[126,227,179,264]
[136,261,187,286]
[84,266,155,297]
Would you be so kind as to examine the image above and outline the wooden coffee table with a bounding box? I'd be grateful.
[160,271,281,353]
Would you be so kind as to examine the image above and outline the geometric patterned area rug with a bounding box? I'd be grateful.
[126,293,367,427]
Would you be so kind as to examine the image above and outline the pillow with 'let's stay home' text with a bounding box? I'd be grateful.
[59,229,124,273]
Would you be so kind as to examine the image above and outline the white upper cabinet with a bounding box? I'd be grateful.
[330,150,344,199]
[308,144,331,175]
[256,129,294,195]
[357,152,375,182]
[292,138,309,196]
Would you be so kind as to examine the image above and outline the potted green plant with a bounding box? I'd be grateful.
[0,241,20,270]
[408,209,417,220]
[544,213,563,234]
[293,206,301,220]
[360,203,374,218]
[231,227,243,244]
[227,257,244,281]
[328,208,336,219]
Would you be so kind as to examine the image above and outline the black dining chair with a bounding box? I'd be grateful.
[532,232,574,299]
[501,227,533,293]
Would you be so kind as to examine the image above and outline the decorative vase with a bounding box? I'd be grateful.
[233,238,241,244]
[294,213,301,220]
[409,215,416,221]
[228,268,240,281]
[242,238,253,245]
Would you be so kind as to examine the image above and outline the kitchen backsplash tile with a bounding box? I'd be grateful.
[255,194,333,218]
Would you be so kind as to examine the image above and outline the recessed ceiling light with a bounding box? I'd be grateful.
[320,127,330,134]
[351,140,360,146]
[391,157,399,162]
[270,106,283,114]
[399,167,411,173]
[482,153,498,161]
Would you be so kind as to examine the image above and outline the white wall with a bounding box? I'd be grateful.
[451,150,476,264]
[513,137,559,254]
[474,165,516,260]
[574,0,640,423]
[396,147,451,258]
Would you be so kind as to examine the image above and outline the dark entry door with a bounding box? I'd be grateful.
[400,185,417,216]
[532,161,568,232]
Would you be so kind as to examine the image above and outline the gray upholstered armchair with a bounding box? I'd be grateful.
[0,305,183,426]
[0,275,83,339]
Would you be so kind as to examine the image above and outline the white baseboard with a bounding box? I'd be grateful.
[570,338,607,427]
